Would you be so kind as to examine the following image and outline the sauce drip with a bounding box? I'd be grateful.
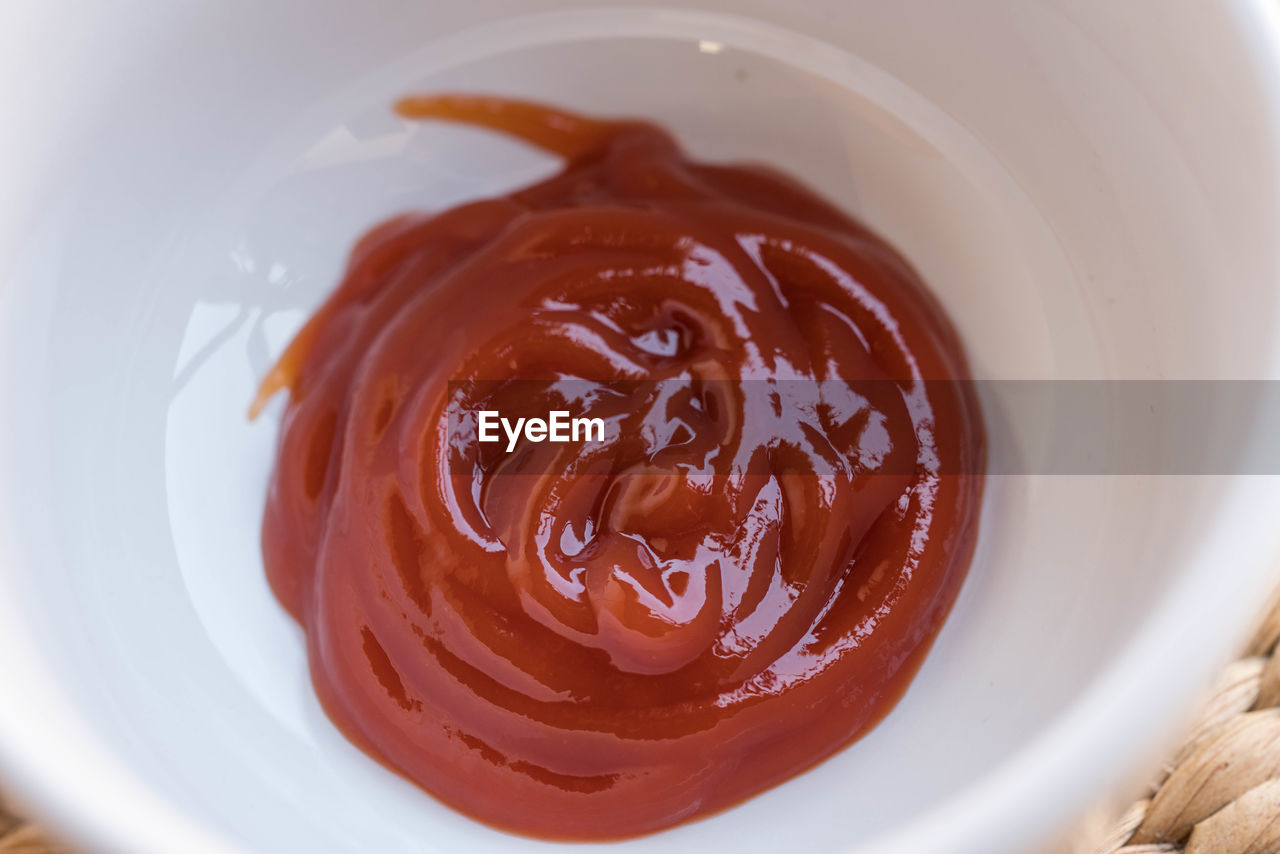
[256,95,984,839]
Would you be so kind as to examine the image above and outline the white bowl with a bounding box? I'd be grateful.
[2,2,1280,853]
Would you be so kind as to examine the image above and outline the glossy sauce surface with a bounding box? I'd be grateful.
[255,95,985,839]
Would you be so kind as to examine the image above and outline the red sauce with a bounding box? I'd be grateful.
[254,95,984,839]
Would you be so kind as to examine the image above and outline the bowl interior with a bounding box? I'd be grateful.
[2,2,1280,854]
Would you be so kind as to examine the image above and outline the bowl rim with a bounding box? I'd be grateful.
[862,0,1280,846]
[0,1,1279,853]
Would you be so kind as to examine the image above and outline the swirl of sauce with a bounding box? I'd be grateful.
[255,95,984,839]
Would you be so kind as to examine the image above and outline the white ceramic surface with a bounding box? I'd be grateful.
[2,2,1280,853]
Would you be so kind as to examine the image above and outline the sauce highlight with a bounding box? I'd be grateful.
[255,95,985,839]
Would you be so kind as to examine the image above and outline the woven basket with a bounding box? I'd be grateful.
[1080,589,1280,854]
[6,594,1280,854]
[0,791,64,854]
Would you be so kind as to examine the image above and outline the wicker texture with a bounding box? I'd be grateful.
[1098,590,1280,854]
[0,791,62,854]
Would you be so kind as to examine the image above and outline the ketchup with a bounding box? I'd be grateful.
[254,95,984,839]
